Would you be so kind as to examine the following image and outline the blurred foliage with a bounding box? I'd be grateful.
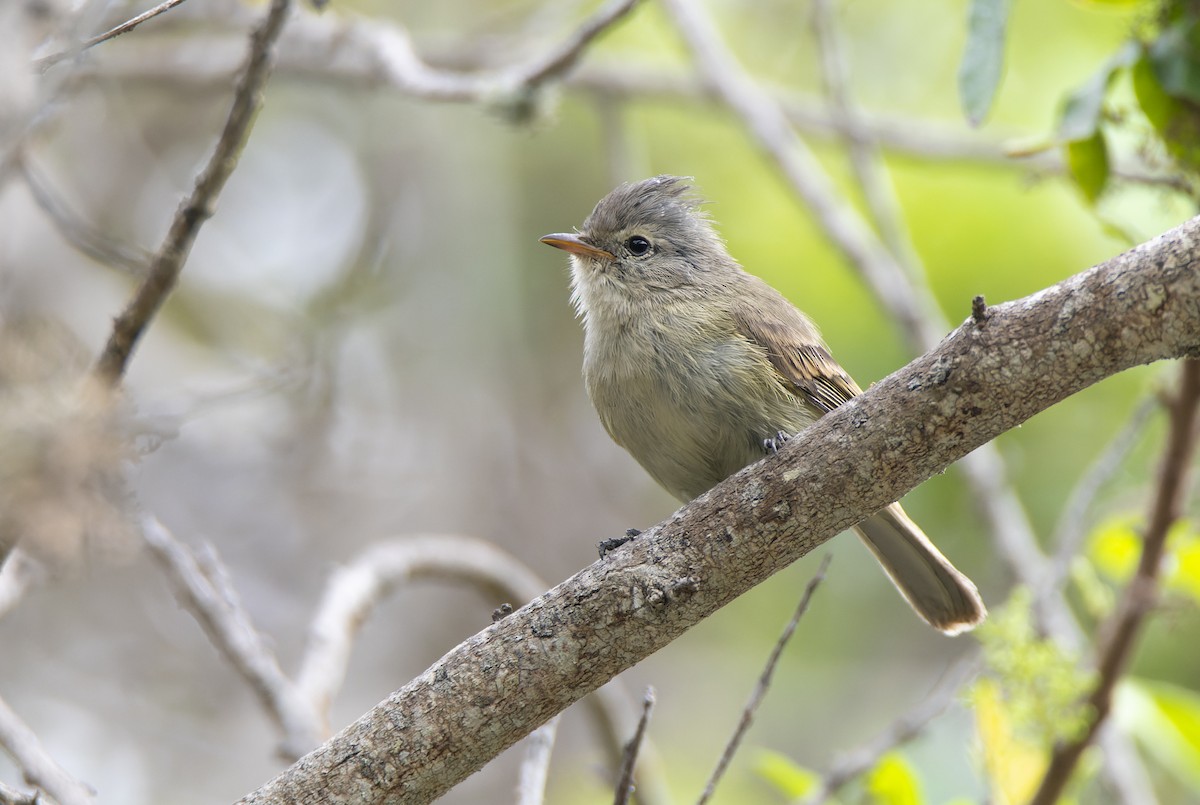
[1089,515,1200,603]
[865,752,924,805]
[974,589,1096,748]
[973,677,1069,805]
[1118,678,1200,794]
[754,748,820,799]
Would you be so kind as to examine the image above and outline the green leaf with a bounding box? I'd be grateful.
[1147,19,1200,105]
[1132,52,1178,134]
[959,0,1012,126]
[1065,129,1111,204]
[866,752,923,805]
[754,749,819,798]
[1059,41,1140,141]
[1116,679,1200,792]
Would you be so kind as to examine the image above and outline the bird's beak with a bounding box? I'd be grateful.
[539,233,613,260]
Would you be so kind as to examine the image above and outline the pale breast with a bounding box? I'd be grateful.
[582,312,817,502]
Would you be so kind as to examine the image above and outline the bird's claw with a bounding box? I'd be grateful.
[598,528,641,558]
[763,431,793,454]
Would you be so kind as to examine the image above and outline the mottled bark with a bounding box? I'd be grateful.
[238,217,1200,804]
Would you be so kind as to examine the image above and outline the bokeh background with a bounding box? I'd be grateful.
[1,0,1197,803]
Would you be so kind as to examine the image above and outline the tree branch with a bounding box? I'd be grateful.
[236,216,1200,804]
[800,652,980,805]
[0,693,94,805]
[91,0,292,386]
[697,555,831,805]
[612,688,655,805]
[34,0,194,71]
[141,516,324,754]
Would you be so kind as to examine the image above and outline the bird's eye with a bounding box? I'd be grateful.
[627,235,651,256]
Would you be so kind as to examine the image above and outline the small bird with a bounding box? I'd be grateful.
[540,175,985,635]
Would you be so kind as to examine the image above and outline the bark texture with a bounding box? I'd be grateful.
[238,217,1200,804]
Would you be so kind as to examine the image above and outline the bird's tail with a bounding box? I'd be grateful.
[854,504,986,635]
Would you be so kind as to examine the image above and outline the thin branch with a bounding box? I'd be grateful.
[294,536,549,731]
[0,693,94,805]
[18,157,151,275]
[1043,396,1158,596]
[613,688,656,805]
[1031,359,1200,805]
[799,652,981,805]
[586,682,674,805]
[697,555,832,805]
[515,716,560,805]
[278,2,640,106]
[809,0,920,272]
[35,0,194,71]
[140,515,324,755]
[511,0,644,89]
[91,0,292,386]
[0,552,44,622]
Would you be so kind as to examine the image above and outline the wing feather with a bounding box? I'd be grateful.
[731,292,862,414]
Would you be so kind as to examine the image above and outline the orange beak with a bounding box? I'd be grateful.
[539,233,613,260]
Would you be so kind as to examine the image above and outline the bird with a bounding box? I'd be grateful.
[540,175,985,635]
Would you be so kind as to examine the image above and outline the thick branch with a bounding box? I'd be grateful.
[237,218,1200,804]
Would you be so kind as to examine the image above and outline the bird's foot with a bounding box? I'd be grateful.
[598,528,641,558]
[763,431,793,454]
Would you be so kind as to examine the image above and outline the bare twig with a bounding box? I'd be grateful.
[799,652,981,805]
[697,555,832,805]
[516,716,560,805]
[35,0,194,71]
[19,157,151,275]
[91,0,292,386]
[1031,360,1200,805]
[0,551,44,622]
[1043,396,1158,595]
[809,0,920,273]
[0,693,95,805]
[275,2,640,106]
[613,687,656,805]
[511,0,643,90]
[294,536,548,729]
[586,682,674,805]
[141,515,324,755]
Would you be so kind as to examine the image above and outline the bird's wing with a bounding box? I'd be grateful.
[731,295,863,414]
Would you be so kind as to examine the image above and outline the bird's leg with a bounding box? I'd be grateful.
[598,528,642,558]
